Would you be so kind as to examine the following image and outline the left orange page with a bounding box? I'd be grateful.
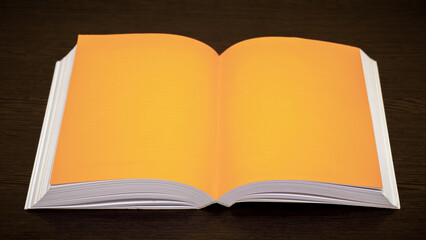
[50,34,219,197]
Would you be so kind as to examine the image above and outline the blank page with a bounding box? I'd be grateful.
[51,34,219,196]
[217,37,382,198]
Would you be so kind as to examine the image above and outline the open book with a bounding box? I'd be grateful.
[25,34,400,209]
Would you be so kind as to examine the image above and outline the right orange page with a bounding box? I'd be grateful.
[218,37,382,198]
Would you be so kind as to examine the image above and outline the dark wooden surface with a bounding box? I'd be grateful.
[1,0,425,239]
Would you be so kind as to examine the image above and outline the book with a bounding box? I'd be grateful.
[25,34,400,209]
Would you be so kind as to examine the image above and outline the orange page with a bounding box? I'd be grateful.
[50,34,219,196]
[217,37,382,198]
[50,34,382,200]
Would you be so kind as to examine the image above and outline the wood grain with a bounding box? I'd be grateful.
[0,0,425,239]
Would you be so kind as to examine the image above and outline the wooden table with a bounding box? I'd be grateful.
[1,0,425,239]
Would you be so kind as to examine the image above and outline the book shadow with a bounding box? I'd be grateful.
[28,203,396,238]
